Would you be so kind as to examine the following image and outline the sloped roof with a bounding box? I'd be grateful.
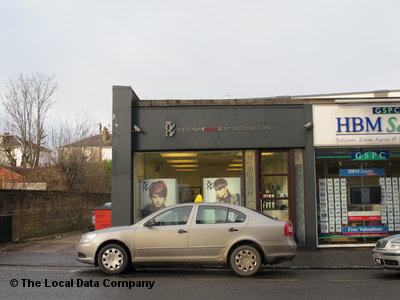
[0,167,24,188]
[0,135,22,147]
[0,134,51,152]
[61,134,112,148]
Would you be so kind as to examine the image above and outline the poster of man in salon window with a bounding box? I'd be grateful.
[203,177,242,205]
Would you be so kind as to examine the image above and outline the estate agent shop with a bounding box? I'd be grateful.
[111,86,400,250]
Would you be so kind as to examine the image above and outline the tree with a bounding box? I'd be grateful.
[49,115,110,192]
[1,73,57,168]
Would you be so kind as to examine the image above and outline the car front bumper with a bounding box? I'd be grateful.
[76,242,97,265]
[372,249,400,269]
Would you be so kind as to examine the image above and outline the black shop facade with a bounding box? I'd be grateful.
[111,86,400,249]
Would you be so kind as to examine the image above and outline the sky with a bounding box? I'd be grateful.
[1,0,400,130]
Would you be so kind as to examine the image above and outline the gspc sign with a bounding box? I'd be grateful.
[351,151,389,161]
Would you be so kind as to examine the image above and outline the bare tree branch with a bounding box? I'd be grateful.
[1,73,57,168]
[48,115,98,191]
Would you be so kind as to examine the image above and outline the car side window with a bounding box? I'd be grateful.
[196,206,246,224]
[228,209,246,223]
[153,206,192,226]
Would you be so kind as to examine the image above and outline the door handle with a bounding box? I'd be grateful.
[177,229,187,234]
[229,228,238,232]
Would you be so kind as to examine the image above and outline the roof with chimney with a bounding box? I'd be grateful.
[60,127,112,148]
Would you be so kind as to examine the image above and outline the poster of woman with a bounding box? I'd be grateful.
[202,177,242,204]
[139,178,178,217]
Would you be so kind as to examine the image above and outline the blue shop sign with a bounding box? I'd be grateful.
[340,168,385,177]
[343,226,388,234]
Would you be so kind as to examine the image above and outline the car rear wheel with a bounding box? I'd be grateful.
[97,243,130,274]
[230,245,261,276]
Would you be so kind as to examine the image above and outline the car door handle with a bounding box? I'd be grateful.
[177,229,187,234]
[229,228,238,232]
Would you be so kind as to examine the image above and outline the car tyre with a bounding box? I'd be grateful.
[97,243,130,274]
[230,245,261,276]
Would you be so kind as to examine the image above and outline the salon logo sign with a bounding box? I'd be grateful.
[165,121,271,138]
[165,121,176,137]
[313,104,400,146]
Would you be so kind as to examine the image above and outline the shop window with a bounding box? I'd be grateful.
[316,148,400,246]
[134,151,244,220]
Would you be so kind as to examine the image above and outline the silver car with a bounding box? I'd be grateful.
[76,203,297,276]
[372,234,400,270]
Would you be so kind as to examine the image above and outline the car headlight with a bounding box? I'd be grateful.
[388,242,400,250]
[79,233,98,243]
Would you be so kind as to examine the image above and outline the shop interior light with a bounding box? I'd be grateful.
[171,164,199,168]
[232,158,243,163]
[226,168,242,171]
[160,153,198,158]
[228,164,242,167]
[166,160,198,163]
[262,152,275,156]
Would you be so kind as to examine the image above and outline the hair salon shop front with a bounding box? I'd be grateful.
[111,86,400,249]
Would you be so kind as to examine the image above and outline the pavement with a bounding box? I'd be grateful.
[0,230,378,269]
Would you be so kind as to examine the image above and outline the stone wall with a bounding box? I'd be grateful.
[0,189,110,240]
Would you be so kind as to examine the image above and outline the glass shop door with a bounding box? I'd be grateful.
[260,150,292,221]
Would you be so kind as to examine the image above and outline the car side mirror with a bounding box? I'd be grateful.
[144,218,156,227]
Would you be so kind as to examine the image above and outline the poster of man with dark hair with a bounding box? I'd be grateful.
[203,177,242,204]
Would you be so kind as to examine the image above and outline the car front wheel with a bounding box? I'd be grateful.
[230,245,261,276]
[97,243,130,274]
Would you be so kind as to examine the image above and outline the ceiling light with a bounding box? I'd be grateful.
[161,153,198,158]
[166,160,198,163]
[171,164,199,168]
[228,164,242,167]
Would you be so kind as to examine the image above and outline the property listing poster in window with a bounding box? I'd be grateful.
[203,177,242,205]
[139,179,178,218]
[319,178,348,234]
[379,177,400,231]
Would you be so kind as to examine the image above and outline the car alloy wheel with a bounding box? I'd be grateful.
[97,243,129,274]
[230,245,261,276]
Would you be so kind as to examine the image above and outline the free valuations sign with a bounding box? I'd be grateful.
[313,104,400,146]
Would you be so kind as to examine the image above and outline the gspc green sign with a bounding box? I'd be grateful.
[351,151,389,161]
[373,107,400,114]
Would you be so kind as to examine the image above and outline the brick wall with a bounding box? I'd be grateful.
[0,190,110,240]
